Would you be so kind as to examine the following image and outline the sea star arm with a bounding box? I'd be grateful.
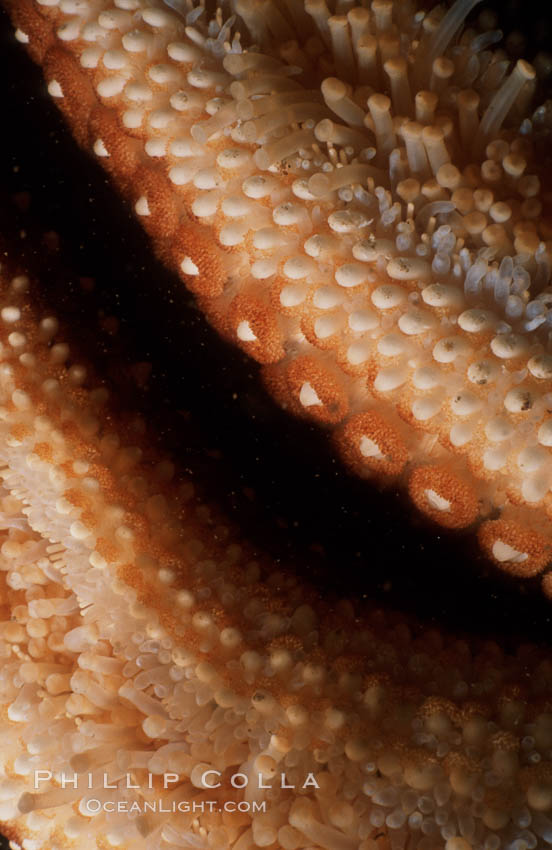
[4,0,552,592]
[0,224,552,850]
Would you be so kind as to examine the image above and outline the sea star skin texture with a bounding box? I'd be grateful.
[5,0,552,594]
[1,243,552,850]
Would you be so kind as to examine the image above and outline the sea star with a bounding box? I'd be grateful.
[0,222,550,850]
[3,0,552,592]
[1,2,552,849]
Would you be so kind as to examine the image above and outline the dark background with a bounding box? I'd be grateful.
[0,2,551,847]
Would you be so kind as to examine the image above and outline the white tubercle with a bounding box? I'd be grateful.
[93,139,109,158]
[348,310,378,332]
[485,417,514,443]
[398,309,435,335]
[181,257,199,276]
[458,310,496,333]
[359,437,384,459]
[47,80,64,98]
[335,264,368,288]
[283,257,315,280]
[490,333,529,359]
[425,489,451,512]
[299,382,322,407]
[483,446,509,470]
[386,257,431,281]
[492,540,528,564]
[237,321,258,342]
[97,75,127,98]
[280,285,307,307]
[538,420,552,447]
[411,394,442,420]
[412,366,440,390]
[371,285,405,310]
[504,388,533,414]
[135,197,151,217]
[433,337,470,363]
[374,366,408,392]
[314,287,342,309]
[347,341,371,364]
[378,333,406,356]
